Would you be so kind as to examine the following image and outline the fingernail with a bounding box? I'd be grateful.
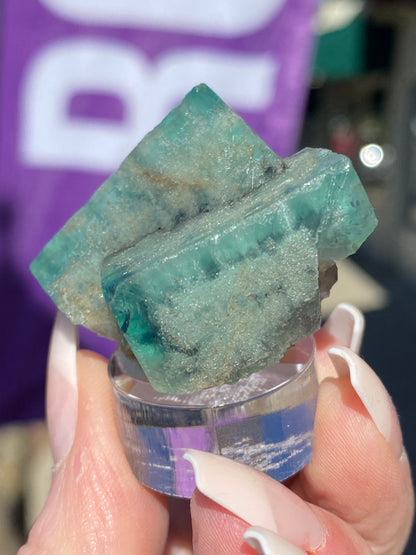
[328,346,403,458]
[400,447,409,465]
[184,450,324,552]
[47,311,78,466]
[244,526,307,555]
[323,303,364,353]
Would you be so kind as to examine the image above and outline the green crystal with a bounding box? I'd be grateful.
[31,84,283,340]
[101,148,376,393]
[31,84,377,394]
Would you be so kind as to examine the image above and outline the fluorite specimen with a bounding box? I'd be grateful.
[31,84,377,394]
[31,84,285,341]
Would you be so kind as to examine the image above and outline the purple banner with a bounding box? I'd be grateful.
[0,0,317,422]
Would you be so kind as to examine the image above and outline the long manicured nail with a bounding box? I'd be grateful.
[328,346,403,458]
[323,303,364,353]
[244,526,307,555]
[47,311,78,466]
[184,450,324,552]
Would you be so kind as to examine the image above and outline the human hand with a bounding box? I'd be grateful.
[19,305,414,554]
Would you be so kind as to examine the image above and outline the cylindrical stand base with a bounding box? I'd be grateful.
[109,336,317,498]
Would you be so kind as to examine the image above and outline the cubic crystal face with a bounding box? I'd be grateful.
[30,84,283,340]
[31,84,377,394]
[103,228,319,393]
[101,147,376,393]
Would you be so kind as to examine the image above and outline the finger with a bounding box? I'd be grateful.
[321,303,365,354]
[314,303,365,382]
[164,498,193,554]
[309,304,413,554]
[291,346,414,555]
[188,304,414,554]
[244,526,308,555]
[186,449,369,554]
[19,312,168,555]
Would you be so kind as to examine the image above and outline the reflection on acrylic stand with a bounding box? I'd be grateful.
[109,335,317,497]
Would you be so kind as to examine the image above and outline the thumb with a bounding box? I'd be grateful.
[186,449,369,555]
[19,312,168,555]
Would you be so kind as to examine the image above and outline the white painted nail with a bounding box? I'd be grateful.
[47,311,78,466]
[328,346,403,459]
[244,526,307,555]
[166,546,193,555]
[184,450,323,551]
[323,303,364,353]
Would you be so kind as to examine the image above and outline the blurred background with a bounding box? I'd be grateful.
[0,0,415,552]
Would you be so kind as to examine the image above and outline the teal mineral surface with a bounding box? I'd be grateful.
[31,84,283,341]
[31,84,377,393]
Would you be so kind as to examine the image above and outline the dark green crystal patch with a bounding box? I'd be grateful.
[31,84,377,394]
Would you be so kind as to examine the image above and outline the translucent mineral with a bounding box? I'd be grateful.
[31,84,284,340]
[31,84,377,394]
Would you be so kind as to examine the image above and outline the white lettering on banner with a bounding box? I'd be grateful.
[155,49,278,117]
[38,0,285,38]
[20,40,147,172]
[20,40,278,173]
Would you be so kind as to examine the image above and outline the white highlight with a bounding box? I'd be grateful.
[221,431,313,471]
[359,143,384,168]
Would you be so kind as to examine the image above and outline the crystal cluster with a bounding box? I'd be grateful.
[31,84,377,393]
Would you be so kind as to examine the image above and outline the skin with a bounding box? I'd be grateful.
[19,331,414,554]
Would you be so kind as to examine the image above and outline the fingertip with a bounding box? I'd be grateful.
[76,348,108,374]
[191,489,253,554]
[75,349,112,421]
[47,312,78,465]
[322,303,364,354]
[187,450,324,552]
[315,303,365,384]
[328,347,403,459]
[23,346,169,554]
[244,526,307,555]
[296,361,413,554]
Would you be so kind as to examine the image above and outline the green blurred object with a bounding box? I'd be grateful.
[314,14,365,79]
